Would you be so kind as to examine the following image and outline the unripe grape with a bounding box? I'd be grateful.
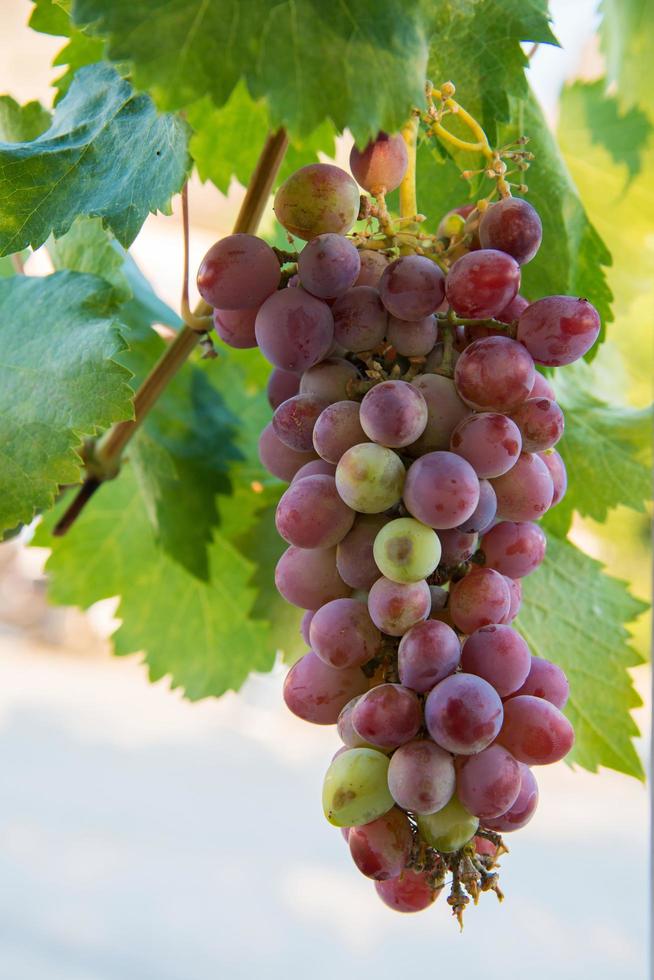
[322,747,394,827]
[274,164,360,240]
[335,443,405,513]
[350,132,409,195]
[373,517,441,583]
[416,795,479,852]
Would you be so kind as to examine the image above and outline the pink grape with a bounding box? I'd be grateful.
[313,400,368,463]
[258,423,316,482]
[449,567,511,633]
[379,255,445,320]
[350,132,409,195]
[425,673,504,755]
[310,597,381,668]
[213,307,258,348]
[456,744,522,819]
[349,807,413,880]
[297,233,360,299]
[300,610,314,645]
[300,357,358,402]
[275,475,355,549]
[387,739,456,814]
[267,368,300,409]
[461,624,531,697]
[454,336,535,412]
[498,695,574,764]
[445,249,520,318]
[481,520,546,578]
[368,577,431,636]
[337,515,388,590]
[398,619,461,692]
[273,393,329,451]
[275,545,351,609]
[510,397,564,452]
[356,250,390,287]
[457,480,497,534]
[517,295,601,366]
[255,288,334,372]
[496,292,529,324]
[437,528,478,565]
[291,459,337,482]
[491,452,553,521]
[360,380,428,448]
[509,656,570,709]
[337,696,373,748]
[539,449,568,506]
[450,412,522,479]
[479,197,543,265]
[197,233,280,309]
[484,763,539,832]
[403,451,480,529]
[386,315,438,357]
[332,286,387,352]
[529,372,556,399]
[407,375,470,455]
[375,869,440,913]
[502,576,522,622]
[351,684,422,751]
[283,650,367,724]
[274,163,360,240]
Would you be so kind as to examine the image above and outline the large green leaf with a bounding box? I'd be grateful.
[48,216,131,302]
[72,0,428,143]
[427,0,558,141]
[29,0,106,100]
[0,271,134,534]
[519,535,647,779]
[569,80,651,185]
[599,0,654,115]
[0,96,51,142]
[0,64,190,257]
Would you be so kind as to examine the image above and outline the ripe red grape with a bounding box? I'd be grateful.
[367,577,431,635]
[349,807,413,880]
[502,576,522,622]
[445,249,520,318]
[379,255,445,320]
[484,763,539,832]
[481,520,546,578]
[454,336,535,412]
[450,412,522,478]
[258,422,316,482]
[351,683,422,749]
[360,380,428,448]
[510,397,564,452]
[498,695,574,765]
[539,449,568,506]
[331,285,388,352]
[407,375,470,455]
[509,656,570,709]
[456,744,522,819]
[255,288,334,372]
[275,475,355,549]
[298,233,361,299]
[479,197,543,265]
[398,619,461,692]
[283,650,367,724]
[336,514,389,590]
[386,314,438,357]
[350,132,409,195]
[387,739,456,814]
[275,545,351,609]
[313,400,367,463]
[404,451,480,529]
[291,459,337,482]
[274,163,360,240]
[461,624,531,697]
[457,479,497,534]
[300,610,314,645]
[425,673,504,754]
[356,249,390,286]
[529,371,556,399]
[272,393,328,451]
[267,367,300,409]
[310,597,381,669]
[300,357,358,402]
[449,567,511,633]
[213,306,258,348]
[375,869,440,913]
[517,296,601,366]
[496,292,529,324]
[491,452,554,521]
[437,528,478,565]
[197,233,280,309]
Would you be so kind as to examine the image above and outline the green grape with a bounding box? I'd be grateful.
[373,517,441,583]
[335,443,405,514]
[416,795,479,852]
[322,748,394,827]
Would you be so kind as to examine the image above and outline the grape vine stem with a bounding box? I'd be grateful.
[53,127,289,537]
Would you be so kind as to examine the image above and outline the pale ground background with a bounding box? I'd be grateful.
[0,1,651,978]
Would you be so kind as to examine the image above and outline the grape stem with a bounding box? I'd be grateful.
[435,312,517,337]
[399,112,419,221]
[53,127,290,537]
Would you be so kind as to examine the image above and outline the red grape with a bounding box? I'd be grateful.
[258,423,316,482]
[313,400,367,463]
[461,624,531,697]
[386,314,438,357]
[310,597,381,668]
[509,656,570,709]
[517,296,601,366]
[491,452,553,521]
[450,412,522,478]
[298,233,360,299]
[273,393,328,451]
[539,449,568,506]
[275,545,351,609]
[360,380,428,448]
[283,650,367,724]
[274,163,360,240]
[398,619,461,692]
[408,375,470,455]
[481,520,546,578]
[425,673,504,754]
[510,397,564,452]
[498,695,574,764]
[336,515,389,590]
[267,367,300,409]
[275,475,355,549]
[356,249,390,287]
[350,132,409,195]
[449,567,511,633]
[387,739,456,814]
[437,528,478,565]
[300,357,358,402]
[255,288,334,372]
[484,763,538,832]
[375,869,440,913]
[457,479,497,534]
[445,249,520,318]
[197,233,279,309]
[367,577,431,636]
[456,744,522,819]
[291,459,337,482]
[332,285,387,352]
[349,807,413,880]
[404,451,480,529]
[479,197,543,265]
[379,255,445,320]
[352,683,422,749]
[213,306,258,348]
[454,336,535,412]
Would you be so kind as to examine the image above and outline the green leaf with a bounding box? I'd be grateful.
[72,0,428,142]
[0,96,51,142]
[29,0,71,36]
[29,0,106,100]
[427,0,558,141]
[0,63,190,257]
[570,80,652,184]
[188,82,336,195]
[0,271,134,534]
[599,0,654,115]
[518,535,647,779]
[48,216,131,302]
[544,364,652,537]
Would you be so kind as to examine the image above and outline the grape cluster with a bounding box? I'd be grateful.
[197,132,598,921]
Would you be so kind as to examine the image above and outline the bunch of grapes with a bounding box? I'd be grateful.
[196,132,599,921]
